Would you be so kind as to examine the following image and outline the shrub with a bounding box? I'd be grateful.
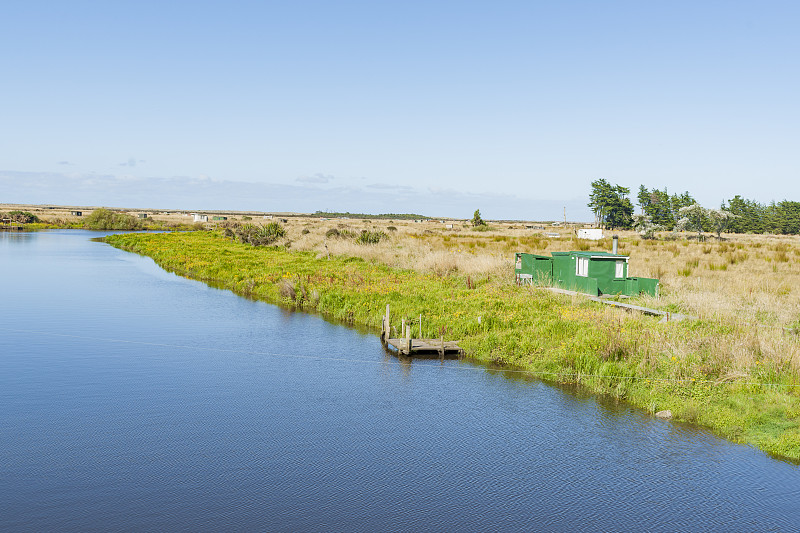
[84,208,142,230]
[250,222,285,246]
[4,211,40,223]
[356,230,387,245]
[326,228,358,239]
[223,221,285,246]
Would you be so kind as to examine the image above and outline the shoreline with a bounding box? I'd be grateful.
[102,230,800,462]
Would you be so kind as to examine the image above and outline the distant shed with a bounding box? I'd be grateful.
[577,228,603,240]
[71,211,82,216]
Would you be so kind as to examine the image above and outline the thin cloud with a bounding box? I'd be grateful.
[0,170,592,220]
[366,183,413,191]
[296,173,334,184]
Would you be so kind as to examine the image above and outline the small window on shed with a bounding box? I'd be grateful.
[576,257,589,277]
[615,260,625,278]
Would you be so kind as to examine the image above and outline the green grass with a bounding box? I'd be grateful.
[103,231,800,461]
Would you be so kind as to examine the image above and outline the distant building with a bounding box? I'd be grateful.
[138,213,148,219]
[577,228,603,240]
[193,214,208,222]
[71,211,82,216]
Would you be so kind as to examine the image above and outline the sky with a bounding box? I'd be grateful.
[2,1,798,221]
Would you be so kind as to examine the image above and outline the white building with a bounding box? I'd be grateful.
[577,228,603,240]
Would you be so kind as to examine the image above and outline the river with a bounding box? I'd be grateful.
[1,230,798,532]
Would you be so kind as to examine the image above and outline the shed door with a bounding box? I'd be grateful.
[615,260,625,278]
[576,257,589,277]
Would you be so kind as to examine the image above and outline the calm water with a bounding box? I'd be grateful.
[1,230,798,532]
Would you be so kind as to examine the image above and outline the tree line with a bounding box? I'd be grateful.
[588,178,800,235]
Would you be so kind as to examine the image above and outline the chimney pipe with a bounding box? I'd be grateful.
[612,235,619,255]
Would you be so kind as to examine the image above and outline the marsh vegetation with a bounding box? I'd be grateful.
[104,220,800,460]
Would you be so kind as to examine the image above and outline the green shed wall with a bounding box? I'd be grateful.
[589,258,628,295]
[514,253,553,285]
[515,250,659,297]
[551,253,575,289]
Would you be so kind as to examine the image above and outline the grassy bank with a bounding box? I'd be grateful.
[104,231,800,461]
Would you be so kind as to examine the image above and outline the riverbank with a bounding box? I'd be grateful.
[103,231,800,461]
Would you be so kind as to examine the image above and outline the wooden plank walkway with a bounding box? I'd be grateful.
[380,304,463,357]
[544,287,693,322]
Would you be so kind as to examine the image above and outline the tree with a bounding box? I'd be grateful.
[471,209,486,227]
[707,209,737,238]
[637,186,675,229]
[670,191,696,227]
[632,214,663,239]
[724,195,765,234]
[676,204,708,239]
[774,201,800,235]
[588,179,633,229]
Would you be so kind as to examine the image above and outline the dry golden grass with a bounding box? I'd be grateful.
[274,217,800,376]
[260,216,800,329]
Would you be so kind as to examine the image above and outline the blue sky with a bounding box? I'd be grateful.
[2,1,798,220]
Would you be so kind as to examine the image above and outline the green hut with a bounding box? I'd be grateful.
[514,251,658,297]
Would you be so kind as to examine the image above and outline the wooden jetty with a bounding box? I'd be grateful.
[380,305,464,357]
[1,219,24,231]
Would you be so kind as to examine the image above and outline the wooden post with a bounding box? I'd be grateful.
[439,335,445,359]
[383,304,391,343]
